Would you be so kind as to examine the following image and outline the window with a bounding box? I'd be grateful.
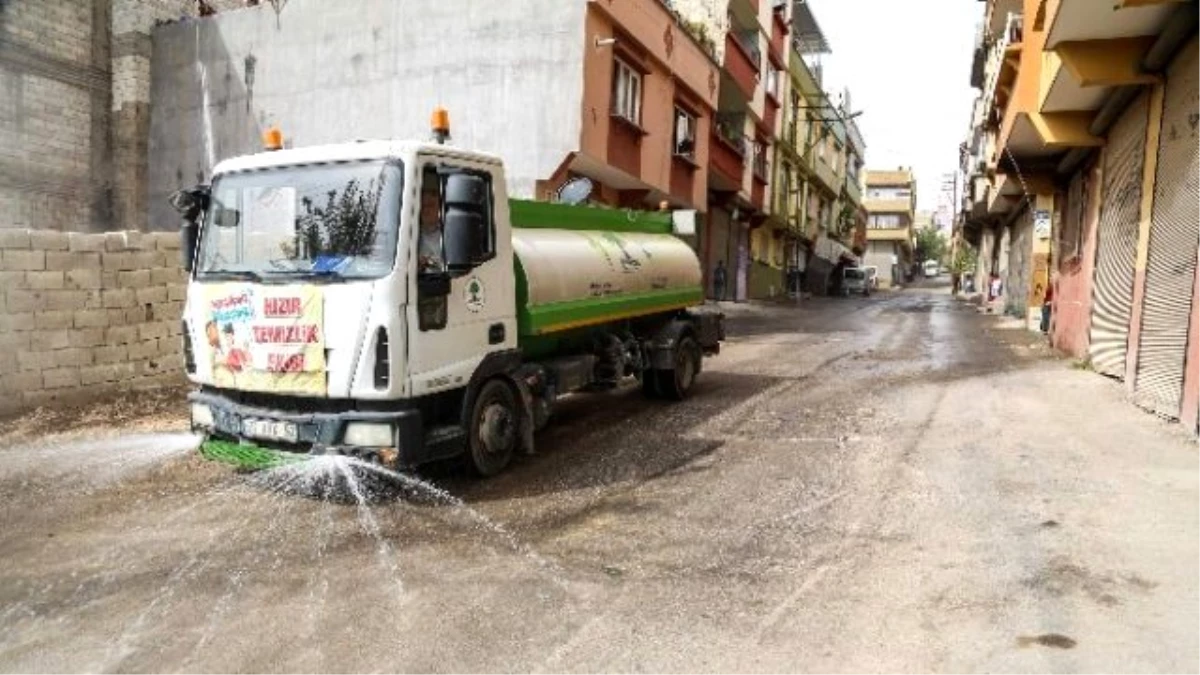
[673,106,696,159]
[752,139,768,178]
[869,214,902,229]
[612,58,642,125]
[765,66,781,100]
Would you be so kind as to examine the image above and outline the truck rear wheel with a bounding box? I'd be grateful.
[659,336,700,401]
[466,379,518,477]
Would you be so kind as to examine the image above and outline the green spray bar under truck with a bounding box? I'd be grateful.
[175,137,723,477]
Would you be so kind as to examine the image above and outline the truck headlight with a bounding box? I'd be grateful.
[191,403,214,429]
[343,422,393,447]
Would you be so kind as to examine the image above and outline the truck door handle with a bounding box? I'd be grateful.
[488,323,505,344]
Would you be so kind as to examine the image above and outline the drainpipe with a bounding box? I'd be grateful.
[1057,1,1199,176]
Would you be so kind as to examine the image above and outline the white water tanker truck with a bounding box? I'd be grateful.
[173,116,723,476]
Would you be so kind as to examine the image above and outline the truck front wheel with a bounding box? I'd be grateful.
[466,379,518,477]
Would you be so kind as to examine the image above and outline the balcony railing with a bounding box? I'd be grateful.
[980,11,1021,122]
[715,116,748,156]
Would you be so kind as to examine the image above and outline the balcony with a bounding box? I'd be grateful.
[864,198,911,214]
[816,158,839,196]
[866,227,911,243]
[724,31,761,100]
[710,118,747,189]
[770,7,788,64]
[843,175,862,206]
[1040,37,1156,113]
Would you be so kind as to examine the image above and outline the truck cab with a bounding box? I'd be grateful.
[177,132,722,476]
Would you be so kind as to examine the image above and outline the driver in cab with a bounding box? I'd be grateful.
[418,183,444,274]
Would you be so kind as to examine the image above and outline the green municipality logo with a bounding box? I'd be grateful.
[464,276,485,312]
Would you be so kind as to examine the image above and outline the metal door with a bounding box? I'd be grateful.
[1134,39,1199,418]
[1089,91,1150,378]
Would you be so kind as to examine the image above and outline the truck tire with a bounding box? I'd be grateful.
[466,379,518,477]
[659,336,700,401]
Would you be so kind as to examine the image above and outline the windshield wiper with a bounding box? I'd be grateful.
[201,269,263,282]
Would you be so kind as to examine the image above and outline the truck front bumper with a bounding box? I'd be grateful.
[188,389,424,469]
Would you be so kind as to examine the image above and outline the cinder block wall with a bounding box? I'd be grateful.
[0,229,187,416]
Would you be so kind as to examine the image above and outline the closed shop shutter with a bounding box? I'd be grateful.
[1089,91,1150,378]
[1134,38,1199,418]
[1005,208,1032,318]
[706,208,732,300]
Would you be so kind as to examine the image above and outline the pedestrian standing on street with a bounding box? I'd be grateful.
[1041,273,1056,335]
[712,260,727,302]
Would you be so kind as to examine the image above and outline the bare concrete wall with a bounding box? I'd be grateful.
[147,0,588,231]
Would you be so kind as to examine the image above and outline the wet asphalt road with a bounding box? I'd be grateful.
[1,284,1196,673]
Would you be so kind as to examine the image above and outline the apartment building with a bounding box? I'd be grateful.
[863,168,917,288]
[960,0,1198,430]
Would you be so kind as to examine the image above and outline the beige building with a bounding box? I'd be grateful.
[863,168,916,287]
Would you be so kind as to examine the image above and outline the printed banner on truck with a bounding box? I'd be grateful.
[202,284,325,395]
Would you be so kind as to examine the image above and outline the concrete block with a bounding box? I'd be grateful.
[1,250,46,271]
[0,330,32,351]
[128,339,158,361]
[0,371,42,394]
[139,321,169,341]
[65,268,103,289]
[151,267,184,285]
[126,306,152,323]
[25,270,64,290]
[106,325,138,344]
[22,390,67,410]
[74,309,111,328]
[0,271,27,290]
[166,282,188,301]
[32,329,70,350]
[0,350,17,376]
[35,311,74,329]
[46,251,101,271]
[0,230,31,249]
[136,286,167,305]
[42,367,81,390]
[117,269,152,289]
[155,233,182,250]
[102,288,137,308]
[132,250,165,269]
[69,327,108,348]
[69,232,108,252]
[93,344,129,365]
[29,231,70,251]
[53,347,94,368]
[105,231,145,252]
[6,289,43,313]
[44,290,90,312]
[101,252,135,271]
[15,349,53,372]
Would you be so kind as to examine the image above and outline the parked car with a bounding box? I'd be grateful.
[842,267,870,296]
[923,259,940,278]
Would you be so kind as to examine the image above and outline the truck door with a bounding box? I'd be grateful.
[406,156,516,396]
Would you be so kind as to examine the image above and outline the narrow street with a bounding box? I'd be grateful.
[0,285,1195,673]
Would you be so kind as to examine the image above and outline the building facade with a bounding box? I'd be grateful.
[863,168,916,288]
[960,0,1198,431]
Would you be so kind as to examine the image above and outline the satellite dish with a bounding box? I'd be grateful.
[555,177,594,205]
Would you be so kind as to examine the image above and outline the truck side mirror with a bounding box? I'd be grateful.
[444,210,481,273]
[169,186,209,272]
[442,172,490,271]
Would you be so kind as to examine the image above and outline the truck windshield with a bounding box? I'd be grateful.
[197,160,402,280]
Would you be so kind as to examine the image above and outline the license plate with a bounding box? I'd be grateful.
[241,418,299,444]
